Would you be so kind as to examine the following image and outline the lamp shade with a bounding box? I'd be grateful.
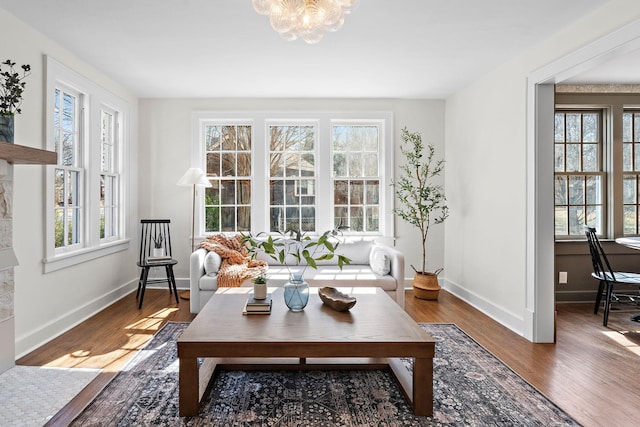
[177,168,212,187]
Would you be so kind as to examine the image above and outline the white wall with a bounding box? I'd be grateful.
[138,98,446,284]
[444,0,640,339]
[0,9,140,356]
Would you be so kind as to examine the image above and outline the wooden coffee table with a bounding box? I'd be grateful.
[177,287,435,417]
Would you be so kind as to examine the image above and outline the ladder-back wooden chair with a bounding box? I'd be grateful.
[137,219,179,309]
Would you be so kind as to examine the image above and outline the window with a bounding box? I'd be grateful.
[100,108,119,240]
[269,124,316,232]
[193,112,393,238]
[204,124,252,232]
[554,110,604,237]
[45,57,130,272]
[333,124,381,232]
[53,86,84,249]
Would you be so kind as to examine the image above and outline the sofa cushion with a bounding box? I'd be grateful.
[203,251,222,275]
[333,240,373,265]
[369,246,390,276]
[305,265,397,291]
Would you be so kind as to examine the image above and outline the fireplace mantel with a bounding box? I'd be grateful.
[0,141,57,165]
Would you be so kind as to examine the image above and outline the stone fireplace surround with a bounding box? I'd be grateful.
[0,143,56,374]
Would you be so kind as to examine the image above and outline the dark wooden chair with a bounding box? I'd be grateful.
[584,226,640,326]
[136,219,179,309]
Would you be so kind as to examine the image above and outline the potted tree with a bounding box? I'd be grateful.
[393,127,449,300]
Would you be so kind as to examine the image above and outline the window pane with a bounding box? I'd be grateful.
[334,153,347,177]
[554,144,565,172]
[349,153,362,177]
[582,113,598,142]
[349,180,364,204]
[237,206,251,231]
[568,176,584,204]
[582,144,597,172]
[623,113,632,142]
[624,175,637,204]
[350,206,363,231]
[554,176,567,205]
[363,153,378,176]
[585,176,601,205]
[270,180,284,205]
[624,143,633,171]
[221,207,236,231]
[366,181,379,204]
[366,206,379,232]
[554,113,565,142]
[568,206,585,235]
[555,207,568,235]
[221,126,236,151]
[566,114,581,142]
[334,180,348,204]
[221,153,236,176]
[624,206,637,235]
[566,144,580,172]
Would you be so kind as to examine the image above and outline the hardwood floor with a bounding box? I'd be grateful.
[17,288,640,427]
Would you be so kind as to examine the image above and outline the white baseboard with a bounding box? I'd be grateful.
[15,280,138,358]
[440,278,526,338]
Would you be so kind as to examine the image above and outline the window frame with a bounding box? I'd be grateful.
[44,57,130,273]
[553,108,607,239]
[191,111,394,239]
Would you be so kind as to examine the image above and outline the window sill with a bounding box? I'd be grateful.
[43,239,131,273]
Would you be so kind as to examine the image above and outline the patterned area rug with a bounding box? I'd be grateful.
[71,322,580,426]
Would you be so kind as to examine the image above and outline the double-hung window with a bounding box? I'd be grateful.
[53,85,84,249]
[268,124,317,232]
[45,57,129,272]
[333,124,381,232]
[204,124,252,232]
[554,110,605,237]
[100,107,119,240]
[193,111,392,238]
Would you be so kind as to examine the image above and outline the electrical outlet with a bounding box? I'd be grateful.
[558,271,568,284]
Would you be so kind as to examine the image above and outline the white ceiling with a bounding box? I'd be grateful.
[0,0,620,98]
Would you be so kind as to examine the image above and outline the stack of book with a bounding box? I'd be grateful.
[243,293,272,315]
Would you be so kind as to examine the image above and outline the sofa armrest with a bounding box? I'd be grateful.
[374,241,405,308]
[189,248,208,313]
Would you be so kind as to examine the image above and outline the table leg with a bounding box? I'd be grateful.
[179,356,199,417]
[412,357,433,416]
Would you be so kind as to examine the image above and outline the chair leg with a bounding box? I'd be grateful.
[594,280,605,314]
[603,282,614,327]
[138,267,150,310]
[136,268,145,300]
[166,265,179,304]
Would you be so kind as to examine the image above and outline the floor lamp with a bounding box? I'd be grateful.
[177,168,212,299]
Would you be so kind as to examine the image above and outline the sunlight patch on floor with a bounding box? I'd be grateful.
[602,330,640,357]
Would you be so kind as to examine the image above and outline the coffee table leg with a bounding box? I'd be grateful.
[179,356,199,417]
[413,357,433,416]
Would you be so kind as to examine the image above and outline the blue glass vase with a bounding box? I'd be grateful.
[283,271,309,312]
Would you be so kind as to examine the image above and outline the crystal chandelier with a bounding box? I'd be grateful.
[252,0,359,44]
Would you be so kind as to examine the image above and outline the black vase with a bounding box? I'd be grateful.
[0,115,14,144]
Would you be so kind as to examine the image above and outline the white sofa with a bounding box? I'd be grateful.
[190,238,405,313]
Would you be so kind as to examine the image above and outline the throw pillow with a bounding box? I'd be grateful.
[369,247,390,276]
[204,251,222,276]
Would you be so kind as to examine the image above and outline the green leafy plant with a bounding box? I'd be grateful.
[242,228,351,277]
[0,59,31,116]
[252,274,268,284]
[393,127,449,274]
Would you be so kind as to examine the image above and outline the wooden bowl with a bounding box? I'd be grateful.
[318,287,357,312]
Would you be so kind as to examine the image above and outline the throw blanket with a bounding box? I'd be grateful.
[199,234,268,288]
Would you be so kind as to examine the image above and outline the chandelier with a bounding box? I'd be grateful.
[252,0,359,44]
